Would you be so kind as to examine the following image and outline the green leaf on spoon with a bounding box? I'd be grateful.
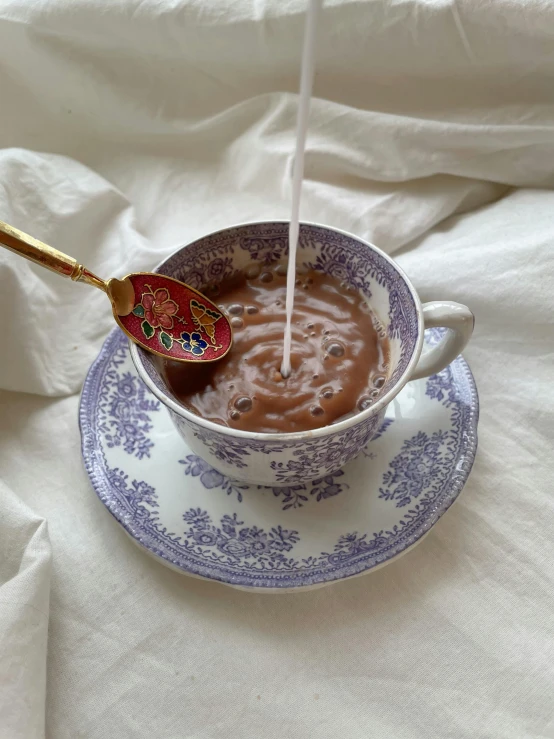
[132,304,145,317]
[159,331,173,350]
[141,320,155,339]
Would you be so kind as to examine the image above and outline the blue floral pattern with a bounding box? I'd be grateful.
[179,456,248,502]
[174,421,261,469]
[182,508,300,567]
[207,256,233,281]
[180,331,208,356]
[180,455,348,509]
[308,242,373,296]
[264,470,348,510]
[310,472,347,502]
[240,236,287,263]
[182,411,383,484]
[97,340,160,459]
[80,328,479,588]
[426,369,458,407]
[268,411,385,482]
[107,467,159,508]
[177,505,422,571]
[92,458,469,574]
[379,430,456,508]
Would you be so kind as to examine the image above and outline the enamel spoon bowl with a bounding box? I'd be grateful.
[0,220,233,363]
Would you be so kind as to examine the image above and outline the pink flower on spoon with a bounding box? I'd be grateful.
[141,288,178,330]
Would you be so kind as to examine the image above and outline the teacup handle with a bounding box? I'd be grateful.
[410,301,474,380]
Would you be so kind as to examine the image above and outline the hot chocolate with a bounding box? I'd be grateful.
[161,263,390,434]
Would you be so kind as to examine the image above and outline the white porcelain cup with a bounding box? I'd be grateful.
[131,222,474,486]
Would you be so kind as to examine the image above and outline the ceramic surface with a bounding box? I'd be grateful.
[80,328,479,591]
[130,222,472,486]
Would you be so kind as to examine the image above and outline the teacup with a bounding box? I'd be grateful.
[130,222,474,486]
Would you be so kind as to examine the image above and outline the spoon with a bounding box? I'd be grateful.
[0,220,232,363]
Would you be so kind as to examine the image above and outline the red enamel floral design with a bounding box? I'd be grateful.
[115,274,233,362]
[141,288,179,330]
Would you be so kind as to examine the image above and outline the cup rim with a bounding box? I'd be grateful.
[130,220,425,441]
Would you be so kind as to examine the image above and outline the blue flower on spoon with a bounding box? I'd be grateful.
[180,331,208,355]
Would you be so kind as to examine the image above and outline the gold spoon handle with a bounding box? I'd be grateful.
[0,219,107,291]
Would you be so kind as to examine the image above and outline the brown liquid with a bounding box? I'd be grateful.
[162,265,390,433]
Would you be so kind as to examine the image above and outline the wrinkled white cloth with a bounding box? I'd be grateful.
[1,1,553,737]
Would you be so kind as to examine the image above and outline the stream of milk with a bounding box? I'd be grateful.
[280,0,322,378]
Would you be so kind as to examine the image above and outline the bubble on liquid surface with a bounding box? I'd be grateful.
[230,317,243,328]
[246,305,258,315]
[310,405,325,417]
[230,410,241,421]
[245,264,261,279]
[307,323,314,329]
[373,375,386,388]
[234,396,253,412]
[260,271,273,283]
[228,303,244,316]
[320,388,334,400]
[358,397,372,411]
[326,341,345,358]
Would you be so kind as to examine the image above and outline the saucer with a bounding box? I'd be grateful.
[79,328,479,591]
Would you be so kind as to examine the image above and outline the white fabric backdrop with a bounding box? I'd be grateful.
[0,0,553,736]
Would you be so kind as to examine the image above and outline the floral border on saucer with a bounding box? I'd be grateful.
[79,329,479,589]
